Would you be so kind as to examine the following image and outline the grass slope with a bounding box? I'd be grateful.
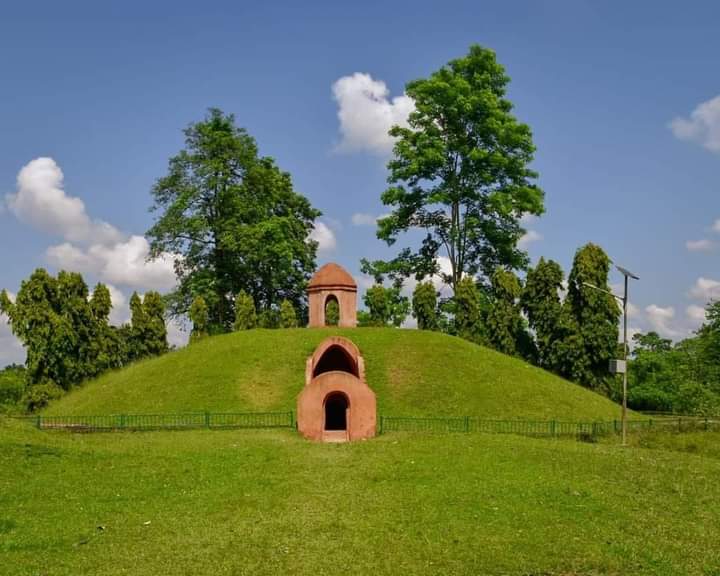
[2,419,719,575]
[45,328,625,421]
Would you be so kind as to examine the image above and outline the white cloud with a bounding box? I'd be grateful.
[689,277,720,302]
[0,293,24,367]
[645,304,685,339]
[309,221,336,255]
[46,236,177,291]
[351,212,382,226]
[713,219,720,233]
[518,229,543,249]
[686,239,714,252]
[686,304,707,326]
[6,157,179,295]
[626,301,641,319]
[332,73,414,155]
[6,157,122,245]
[669,94,720,153]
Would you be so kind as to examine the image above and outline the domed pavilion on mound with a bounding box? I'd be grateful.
[299,262,375,442]
[307,263,357,328]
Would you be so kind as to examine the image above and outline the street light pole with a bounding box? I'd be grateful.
[583,264,638,447]
[621,273,628,447]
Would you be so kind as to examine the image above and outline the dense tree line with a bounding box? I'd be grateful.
[0,269,167,411]
[626,304,720,414]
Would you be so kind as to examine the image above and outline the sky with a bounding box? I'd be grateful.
[1,0,719,365]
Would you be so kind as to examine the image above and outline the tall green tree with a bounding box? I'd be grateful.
[279,299,298,328]
[127,292,168,360]
[147,108,320,330]
[412,281,439,331]
[0,270,122,393]
[362,284,409,327]
[564,243,620,391]
[143,292,169,356]
[233,290,257,330]
[485,269,532,358]
[521,258,565,369]
[189,296,209,343]
[453,276,486,343]
[365,45,544,292]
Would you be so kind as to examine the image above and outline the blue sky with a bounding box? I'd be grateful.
[1,1,719,364]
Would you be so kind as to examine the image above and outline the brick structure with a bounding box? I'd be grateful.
[307,263,357,328]
[297,336,376,442]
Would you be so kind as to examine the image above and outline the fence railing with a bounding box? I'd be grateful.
[14,411,295,432]
[378,415,720,437]
[9,412,720,438]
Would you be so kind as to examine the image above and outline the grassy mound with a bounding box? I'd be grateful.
[2,418,719,575]
[45,328,624,421]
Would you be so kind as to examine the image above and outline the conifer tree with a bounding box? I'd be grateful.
[564,243,620,391]
[279,299,298,328]
[233,291,257,330]
[453,276,485,343]
[412,281,439,331]
[521,258,565,369]
[485,269,531,357]
[189,296,210,343]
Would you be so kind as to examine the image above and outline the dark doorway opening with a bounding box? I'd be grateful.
[324,392,348,430]
[313,346,357,377]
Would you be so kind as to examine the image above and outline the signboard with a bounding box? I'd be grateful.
[609,359,626,374]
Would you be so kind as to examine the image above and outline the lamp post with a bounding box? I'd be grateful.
[583,265,639,446]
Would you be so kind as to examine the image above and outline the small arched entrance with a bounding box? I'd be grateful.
[324,392,349,431]
[324,294,340,326]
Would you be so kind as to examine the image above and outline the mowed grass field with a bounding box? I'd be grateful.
[2,418,720,576]
[44,328,626,421]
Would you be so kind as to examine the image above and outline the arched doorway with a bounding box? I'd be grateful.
[324,392,349,431]
[313,345,358,378]
[324,294,339,326]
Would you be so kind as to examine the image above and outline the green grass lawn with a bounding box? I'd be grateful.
[44,328,625,421]
[2,418,719,576]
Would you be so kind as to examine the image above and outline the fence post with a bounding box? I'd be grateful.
[379,416,384,435]
[36,415,41,429]
[678,417,682,432]
[464,416,470,433]
[551,420,556,438]
[289,411,294,428]
[204,411,211,429]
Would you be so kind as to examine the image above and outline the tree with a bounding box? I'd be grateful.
[325,299,340,326]
[88,283,126,374]
[189,296,210,343]
[362,284,409,327]
[412,282,439,331]
[485,269,532,358]
[127,292,168,360]
[0,270,123,395]
[279,299,298,328]
[564,243,620,392]
[233,290,257,330]
[127,292,147,360]
[521,258,565,369]
[147,108,321,331]
[365,45,544,293]
[453,276,486,343]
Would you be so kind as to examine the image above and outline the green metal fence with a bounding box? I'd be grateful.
[378,415,720,438]
[10,411,720,438]
[17,411,295,432]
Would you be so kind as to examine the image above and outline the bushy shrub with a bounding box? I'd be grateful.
[23,382,63,412]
